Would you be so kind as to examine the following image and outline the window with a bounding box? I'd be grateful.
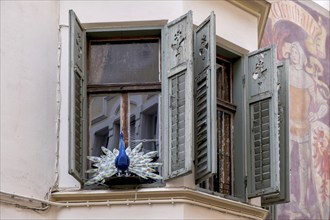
[68,10,289,205]
[199,57,236,196]
[87,38,161,154]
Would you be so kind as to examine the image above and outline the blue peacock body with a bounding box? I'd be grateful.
[114,133,130,176]
[85,132,162,185]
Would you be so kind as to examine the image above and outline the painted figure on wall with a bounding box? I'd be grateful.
[261,1,329,219]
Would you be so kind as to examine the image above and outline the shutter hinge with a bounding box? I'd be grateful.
[242,75,246,86]
[244,176,248,187]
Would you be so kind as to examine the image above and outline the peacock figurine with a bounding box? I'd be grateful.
[85,132,162,185]
[115,132,130,177]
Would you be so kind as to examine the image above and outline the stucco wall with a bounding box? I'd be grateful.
[0,0,59,218]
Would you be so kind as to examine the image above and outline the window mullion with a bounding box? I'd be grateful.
[121,93,129,147]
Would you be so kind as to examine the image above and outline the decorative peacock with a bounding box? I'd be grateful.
[85,132,162,185]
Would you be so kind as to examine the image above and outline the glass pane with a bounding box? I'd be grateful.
[88,40,160,84]
[89,94,121,156]
[129,93,160,154]
[216,59,232,102]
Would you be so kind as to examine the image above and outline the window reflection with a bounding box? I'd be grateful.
[89,93,160,158]
[129,93,159,154]
[89,94,121,156]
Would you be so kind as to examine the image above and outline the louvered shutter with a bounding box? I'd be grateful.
[69,10,86,183]
[262,60,290,205]
[163,11,194,179]
[194,12,217,184]
[247,46,280,198]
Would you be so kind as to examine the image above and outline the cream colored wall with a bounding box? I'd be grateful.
[56,204,184,219]
[0,0,59,219]
[183,0,259,51]
[54,203,251,219]
[184,204,246,219]
[312,0,330,10]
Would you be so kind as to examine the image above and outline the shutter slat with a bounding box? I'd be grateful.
[69,10,86,183]
[247,46,281,198]
[194,12,216,184]
[163,11,194,179]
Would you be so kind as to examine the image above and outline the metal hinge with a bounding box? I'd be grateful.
[242,75,246,86]
[244,176,248,187]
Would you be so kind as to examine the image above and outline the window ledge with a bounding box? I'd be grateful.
[51,187,268,219]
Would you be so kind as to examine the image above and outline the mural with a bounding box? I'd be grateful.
[261,1,329,219]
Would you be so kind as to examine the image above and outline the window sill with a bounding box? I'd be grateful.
[51,187,268,219]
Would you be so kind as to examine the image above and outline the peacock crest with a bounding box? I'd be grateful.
[85,132,162,186]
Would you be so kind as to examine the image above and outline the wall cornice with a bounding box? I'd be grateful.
[51,187,268,219]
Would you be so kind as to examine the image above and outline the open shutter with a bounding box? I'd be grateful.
[247,45,280,198]
[69,10,86,183]
[262,60,290,205]
[194,12,217,184]
[163,11,194,179]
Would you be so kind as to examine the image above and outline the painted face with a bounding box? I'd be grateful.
[290,45,300,65]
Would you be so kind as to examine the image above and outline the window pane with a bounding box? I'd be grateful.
[88,40,160,84]
[129,93,159,154]
[89,94,121,156]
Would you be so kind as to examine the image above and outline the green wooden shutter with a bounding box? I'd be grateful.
[163,11,194,179]
[69,10,86,183]
[193,12,217,184]
[262,60,290,205]
[247,45,280,198]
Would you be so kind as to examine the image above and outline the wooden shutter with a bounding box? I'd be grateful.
[262,60,290,205]
[246,46,280,198]
[69,10,86,183]
[194,12,217,184]
[162,11,194,179]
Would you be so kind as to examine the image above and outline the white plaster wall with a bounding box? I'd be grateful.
[59,1,184,26]
[184,204,246,219]
[0,0,59,218]
[183,0,259,51]
[312,0,330,11]
[57,204,184,219]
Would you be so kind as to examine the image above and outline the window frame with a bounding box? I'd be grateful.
[69,13,167,186]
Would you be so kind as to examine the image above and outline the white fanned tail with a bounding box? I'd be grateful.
[85,143,162,185]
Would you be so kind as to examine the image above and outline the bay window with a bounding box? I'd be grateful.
[68,9,290,206]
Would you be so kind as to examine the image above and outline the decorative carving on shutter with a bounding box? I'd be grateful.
[262,61,290,205]
[247,46,281,198]
[69,10,86,183]
[163,11,194,179]
[194,12,217,184]
[171,30,186,58]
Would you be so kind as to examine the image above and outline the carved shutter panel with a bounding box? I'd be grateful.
[69,10,86,183]
[247,46,280,198]
[194,12,217,184]
[163,11,194,179]
[262,60,290,205]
